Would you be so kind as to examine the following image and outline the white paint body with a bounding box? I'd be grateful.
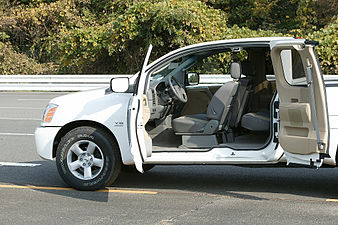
[35,88,134,164]
[35,37,338,169]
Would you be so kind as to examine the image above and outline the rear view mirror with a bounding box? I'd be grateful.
[187,72,199,86]
[110,77,129,93]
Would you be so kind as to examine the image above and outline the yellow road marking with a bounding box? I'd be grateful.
[97,189,157,194]
[0,184,157,195]
[326,199,338,202]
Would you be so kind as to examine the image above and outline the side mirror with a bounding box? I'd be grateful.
[187,72,199,86]
[110,77,129,93]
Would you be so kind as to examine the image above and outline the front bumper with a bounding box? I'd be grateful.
[35,126,61,160]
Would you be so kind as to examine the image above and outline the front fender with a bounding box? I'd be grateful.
[40,88,134,164]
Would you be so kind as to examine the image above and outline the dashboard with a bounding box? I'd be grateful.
[146,80,173,120]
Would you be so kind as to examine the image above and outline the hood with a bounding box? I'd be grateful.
[42,87,132,127]
[51,87,108,105]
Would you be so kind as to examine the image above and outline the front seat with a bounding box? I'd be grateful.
[172,62,242,135]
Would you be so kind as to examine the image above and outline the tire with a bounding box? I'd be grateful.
[121,164,155,173]
[56,126,121,191]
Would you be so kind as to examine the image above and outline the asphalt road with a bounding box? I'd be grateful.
[0,92,338,225]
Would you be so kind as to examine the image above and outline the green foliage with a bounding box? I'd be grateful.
[204,0,299,32]
[111,1,227,55]
[296,0,337,33]
[0,0,89,61]
[15,0,58,5]
[0,0,336,75]
[0,32,10,42]
[53,25,112,73]
[204,0,337,34]
[54,0,229,73]
[0,41,56,74]
[307,16,338,74]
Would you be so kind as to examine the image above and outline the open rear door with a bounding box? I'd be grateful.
[271,40,329,167]
[128,45,153,172]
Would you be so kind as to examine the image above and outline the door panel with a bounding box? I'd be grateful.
[128,96,144,172]
[129,45,153,172]
[142,94,152,157]
[271,42,329,157]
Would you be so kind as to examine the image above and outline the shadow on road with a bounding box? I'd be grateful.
[1,162,338,201]
[115,165,338,200]
[0,161,109,202]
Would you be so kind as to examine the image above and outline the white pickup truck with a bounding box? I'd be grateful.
[35,37,338,190]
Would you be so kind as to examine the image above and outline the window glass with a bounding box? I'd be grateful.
[281,49,307,85]
[188,51,248,75]
[189,52,232,74]
[150,50,248,84]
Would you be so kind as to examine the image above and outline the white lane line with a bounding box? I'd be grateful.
[17,99,51,101]
[0,117,41,121]
[0,133,34,136]
[0,107,44,110]
[0,162,41,167]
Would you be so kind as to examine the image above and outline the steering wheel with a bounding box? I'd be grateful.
[168,75,188,103]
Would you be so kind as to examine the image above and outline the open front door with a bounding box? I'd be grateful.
[271,40,329,167]
[129,45,153,172]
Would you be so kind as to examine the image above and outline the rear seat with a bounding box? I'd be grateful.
[229,61,253,128]
[241,111,270,131]
[240,79,275,132]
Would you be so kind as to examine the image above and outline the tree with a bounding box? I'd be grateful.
[54,0,229,73]
[0,0,336,74]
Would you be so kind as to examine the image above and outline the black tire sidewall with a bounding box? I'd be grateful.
[56,127,120,191]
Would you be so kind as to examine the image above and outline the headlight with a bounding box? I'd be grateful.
[42,103,58,123]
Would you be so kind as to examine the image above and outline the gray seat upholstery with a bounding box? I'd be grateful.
[172,62,241,134]
[228,61,253,128]
[171,114,209,133]
[229,79,250,127]
[241,111,270,131]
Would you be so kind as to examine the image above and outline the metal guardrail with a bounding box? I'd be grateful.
[0,74,336,91]
[0,75,131,91]
[0,74,230,91]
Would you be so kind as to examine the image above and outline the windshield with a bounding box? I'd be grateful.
[151,57,186,81]
[151,63,172,80]
[150,56,199,81]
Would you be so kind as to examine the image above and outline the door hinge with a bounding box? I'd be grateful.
[273,101,279,119]
[273,123,279,143]
[319,153,330,159]
[318,142,324,151]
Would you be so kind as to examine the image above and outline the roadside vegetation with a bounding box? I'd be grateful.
[0,0,336,74]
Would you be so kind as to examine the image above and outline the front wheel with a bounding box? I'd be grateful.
[56,126,121,191]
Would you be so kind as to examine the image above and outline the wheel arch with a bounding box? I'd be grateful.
[52,120,120,159]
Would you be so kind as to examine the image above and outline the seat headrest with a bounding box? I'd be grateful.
[241,61,254,76]
[231,62,241,80]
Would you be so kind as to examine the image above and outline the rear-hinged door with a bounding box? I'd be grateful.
[271,40,329,167]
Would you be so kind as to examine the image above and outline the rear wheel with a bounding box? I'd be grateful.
[56,126,121,191]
